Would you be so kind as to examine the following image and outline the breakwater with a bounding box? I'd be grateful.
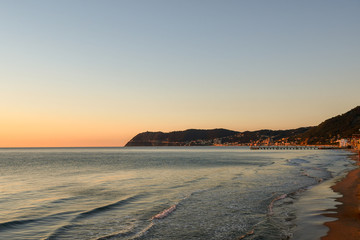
[250,146,339,150]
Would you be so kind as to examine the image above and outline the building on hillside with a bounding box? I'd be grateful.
[351,134,360,150]
[263,137,273,146]
[338,139,349,148]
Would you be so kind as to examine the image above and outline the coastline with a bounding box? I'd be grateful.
[321,151,360,240]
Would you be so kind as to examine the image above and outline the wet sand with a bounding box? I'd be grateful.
[321,151,360,240]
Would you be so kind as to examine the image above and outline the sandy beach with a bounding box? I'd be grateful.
[321,151,360,240]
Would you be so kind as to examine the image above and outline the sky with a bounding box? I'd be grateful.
[1,0,359,147]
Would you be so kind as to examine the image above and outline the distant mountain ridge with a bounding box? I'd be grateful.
[125,106,360,146]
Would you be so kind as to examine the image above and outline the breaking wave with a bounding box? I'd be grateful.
[151,204,177,220]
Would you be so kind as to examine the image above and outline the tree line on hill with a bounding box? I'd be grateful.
[125,106,360,146]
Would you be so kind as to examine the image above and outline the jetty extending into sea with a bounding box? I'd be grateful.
[250,145,339,150]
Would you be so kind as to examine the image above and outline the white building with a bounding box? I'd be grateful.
[339,139,349,148]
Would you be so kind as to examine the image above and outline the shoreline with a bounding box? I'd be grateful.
[321,151,360,240]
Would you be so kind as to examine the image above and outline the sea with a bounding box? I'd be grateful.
[0,147,355,240]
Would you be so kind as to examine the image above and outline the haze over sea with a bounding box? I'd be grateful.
[0,147,354,240]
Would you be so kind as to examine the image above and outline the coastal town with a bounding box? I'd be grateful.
[185,133,360,150]
[126,106,360,150]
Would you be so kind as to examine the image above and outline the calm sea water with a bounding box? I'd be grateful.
[0,147,354,240]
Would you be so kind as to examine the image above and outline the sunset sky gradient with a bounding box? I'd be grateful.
[1,0,359,147]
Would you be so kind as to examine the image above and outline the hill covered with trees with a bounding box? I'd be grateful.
[125,106,360,146]
[299,106,360,144]
[125,129,239,146]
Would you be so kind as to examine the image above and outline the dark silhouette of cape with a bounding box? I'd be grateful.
[125,106,360,146]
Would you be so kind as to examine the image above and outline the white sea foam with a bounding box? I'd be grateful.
[268,194,287,215]
[151,204,177,220]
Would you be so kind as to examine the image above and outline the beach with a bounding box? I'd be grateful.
[322,151,360,240]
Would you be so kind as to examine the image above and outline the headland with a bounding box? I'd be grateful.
[125,106,360,147]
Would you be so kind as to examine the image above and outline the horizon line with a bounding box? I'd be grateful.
[0,146,125,149]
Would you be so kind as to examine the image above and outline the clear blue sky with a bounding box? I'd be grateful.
[1,0,359,146]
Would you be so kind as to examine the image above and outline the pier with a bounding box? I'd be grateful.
[249,145,338,150]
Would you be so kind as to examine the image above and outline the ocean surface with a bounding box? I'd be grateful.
[0,147,355,240]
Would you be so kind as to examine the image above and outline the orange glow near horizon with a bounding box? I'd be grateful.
[0,138,126,148]
[1,104,357,148]
[1,1,359,148]
[0,115,133,147]
[0,129,130,148]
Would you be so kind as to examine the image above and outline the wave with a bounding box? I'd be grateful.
[238,229,255,239]
[258,161,275,167]
[170,177,208,189]
[184,177,208,184]
[74,194,143,220]
[149,187,208,222]
[49,196,80,205]
[0,219,37,230]
[96,222,155,240]
[0,211,78,230]
[95,226,138,240]
[169,184,186,189]
[286,158,310,166]
[300,168,326,183]
[128,222,154,240]
[268,194,287,215]
[151,204,177,220]
[238,182,332,240]
[44,194,143,239]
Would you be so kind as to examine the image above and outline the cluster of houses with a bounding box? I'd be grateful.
[249,135,360,150]
[184,138,240,146]
[249,137,305,147]
[181,133,360,149]
[337,134,360,149]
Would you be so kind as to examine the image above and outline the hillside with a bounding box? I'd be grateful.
[125,106,360,146]
[221,127,311,144]
[125,129,239,146]
[125,127,310,146]
[299,106,360,144]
